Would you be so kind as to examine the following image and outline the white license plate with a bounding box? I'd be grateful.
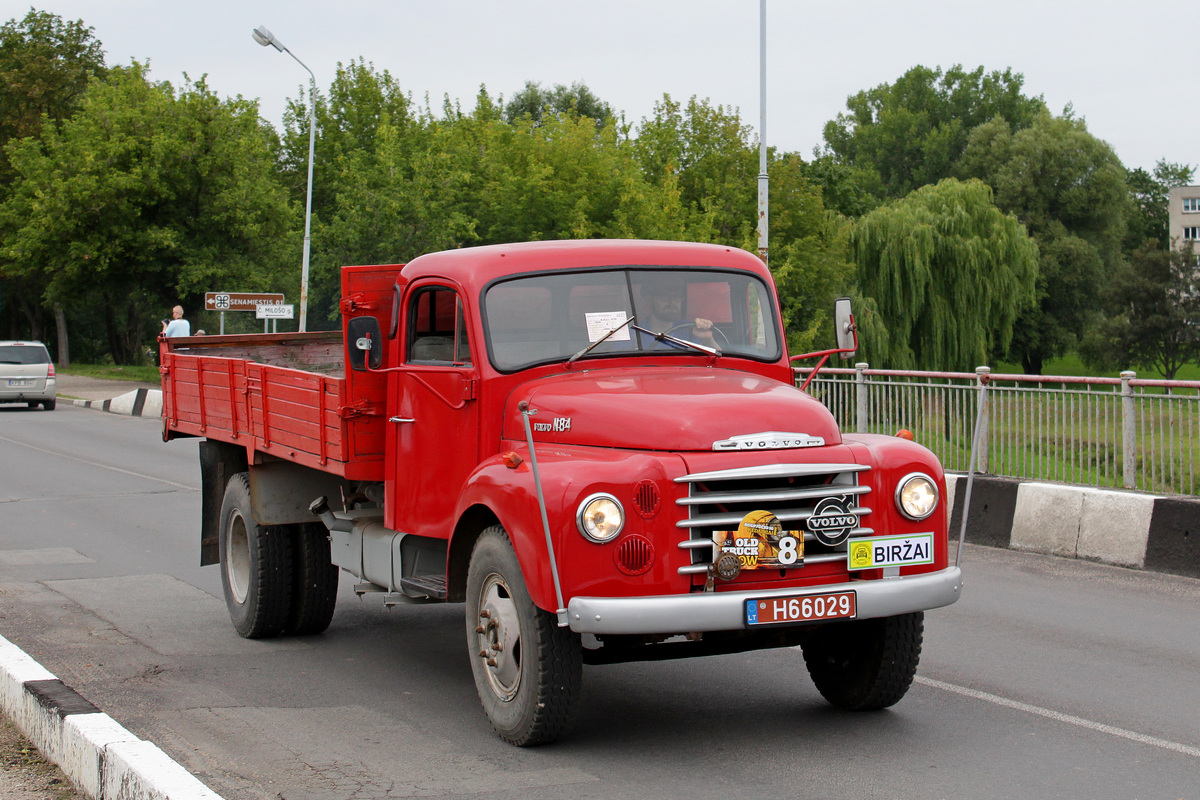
[7,379,35,388]
[746,590,856,627]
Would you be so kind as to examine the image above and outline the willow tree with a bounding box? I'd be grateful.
[851,178,1038,371]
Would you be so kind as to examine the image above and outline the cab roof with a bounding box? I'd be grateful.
[397,240,771,291]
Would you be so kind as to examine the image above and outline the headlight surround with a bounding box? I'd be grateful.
[895,472,938,521]
[577,493,625,542]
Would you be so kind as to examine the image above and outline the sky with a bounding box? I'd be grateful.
[11,0,1195,174]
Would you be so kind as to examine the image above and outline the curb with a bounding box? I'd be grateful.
[71,389,162,418]
[0,634,222,800]
[946,474,1200,578]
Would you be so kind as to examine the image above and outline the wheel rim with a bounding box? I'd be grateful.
[224,510,251,605]
[475,573,523,702]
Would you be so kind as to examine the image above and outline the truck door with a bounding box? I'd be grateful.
[387,282,480,538]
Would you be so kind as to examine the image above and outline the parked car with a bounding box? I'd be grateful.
[0,341,56,410]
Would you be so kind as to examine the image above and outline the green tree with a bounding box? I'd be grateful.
[1080,244,1200,379]
[823,65,1045,200]
[0,9,106,186]
[958,110,1130,373]
[503,80,614,126]
[0,64,292,362]
[850,178,1038,371]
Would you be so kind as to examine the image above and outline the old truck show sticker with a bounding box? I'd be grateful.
[713,510,802,569]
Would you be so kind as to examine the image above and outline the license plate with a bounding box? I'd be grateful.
[746,590,856,627]
[7,379,34,388]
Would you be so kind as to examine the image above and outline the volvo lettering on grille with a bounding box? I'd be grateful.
[712,431,825,451]
[806,496,857,547]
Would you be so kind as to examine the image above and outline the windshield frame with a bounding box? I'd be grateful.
[481,265,782,373]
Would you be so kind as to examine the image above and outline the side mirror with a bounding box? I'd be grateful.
[346,316,383,371]
[834,297,856,358]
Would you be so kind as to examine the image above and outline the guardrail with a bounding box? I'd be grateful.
[795,363,1200,496]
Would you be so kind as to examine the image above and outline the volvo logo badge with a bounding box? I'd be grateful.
[806,497,857,547]
[712,431,825,451]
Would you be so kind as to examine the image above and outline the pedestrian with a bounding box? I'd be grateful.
[162,305,191,337]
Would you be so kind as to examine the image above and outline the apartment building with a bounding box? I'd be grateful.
[1169,185,1200,250]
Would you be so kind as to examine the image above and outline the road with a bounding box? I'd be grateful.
[1,403,1198,799]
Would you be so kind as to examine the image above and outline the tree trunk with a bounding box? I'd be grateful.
[53,303,69,367]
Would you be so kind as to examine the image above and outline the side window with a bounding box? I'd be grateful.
[407,286,471,365]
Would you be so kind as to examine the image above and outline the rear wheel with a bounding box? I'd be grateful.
[41,398,55,411]
[801,612,923,710]
[286,522,338,635]
[465,526,582,746]
[218,472,293,638]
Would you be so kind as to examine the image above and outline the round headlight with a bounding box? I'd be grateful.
[577,494,624,542]
[896,473,938,521]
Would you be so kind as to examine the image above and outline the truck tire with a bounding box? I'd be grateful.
[218,472,293,639]
[801,611,923,711]
[465,525,582,746]
[286,522,338,635]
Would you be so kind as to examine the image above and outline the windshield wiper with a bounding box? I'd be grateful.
[630,324,721,356]
[567,316,636,364]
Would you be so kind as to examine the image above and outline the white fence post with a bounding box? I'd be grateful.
[1121,370,1136,489]
[975,366,991,474]
[855,362,869,433]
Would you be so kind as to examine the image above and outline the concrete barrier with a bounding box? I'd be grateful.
[0,635,222,800]
[948,473,1200,578]
[72,388,162,418]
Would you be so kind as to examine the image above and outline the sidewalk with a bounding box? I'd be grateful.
[56,374,160,403]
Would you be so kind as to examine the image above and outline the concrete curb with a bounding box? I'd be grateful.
[71,388,162,418]
[947,474,1200,578]
[0,635,222,800]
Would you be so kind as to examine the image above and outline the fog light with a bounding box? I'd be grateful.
[896,473,938,521]
[577,494,624,542]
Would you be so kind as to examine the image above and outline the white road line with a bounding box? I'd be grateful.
[916,676,1200,759]
[0,433,197,491]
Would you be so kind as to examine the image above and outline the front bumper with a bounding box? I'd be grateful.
[566,566,963,634]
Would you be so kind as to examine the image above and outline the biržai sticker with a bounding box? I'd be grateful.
[847,533,935,571]
[712,510,803,569]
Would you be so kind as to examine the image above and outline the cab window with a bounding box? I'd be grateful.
[408,286,471,365]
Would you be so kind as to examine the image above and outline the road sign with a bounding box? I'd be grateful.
[205,292,285,311]
[255,304,295,320]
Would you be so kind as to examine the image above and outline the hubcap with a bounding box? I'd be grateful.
[224,510,251,605]
[475,573,522,701]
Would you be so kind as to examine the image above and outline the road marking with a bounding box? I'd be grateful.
[917,676,1200,759]
[0,433,196,491]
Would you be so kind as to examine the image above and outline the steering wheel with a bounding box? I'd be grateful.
[665,322,730,348]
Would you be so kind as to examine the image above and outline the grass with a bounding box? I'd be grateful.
[58,364,159,383]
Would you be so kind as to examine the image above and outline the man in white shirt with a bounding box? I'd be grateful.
[162,306,191,337]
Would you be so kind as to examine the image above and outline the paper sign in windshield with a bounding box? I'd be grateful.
[585,311,631,342]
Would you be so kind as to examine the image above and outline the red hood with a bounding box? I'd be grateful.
[504,368,841,452]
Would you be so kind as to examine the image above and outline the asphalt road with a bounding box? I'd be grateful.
[1,402,1198,799]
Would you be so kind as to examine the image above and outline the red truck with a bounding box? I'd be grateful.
[160,239,962,745]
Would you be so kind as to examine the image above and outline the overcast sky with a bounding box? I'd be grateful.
[18,0,1195,174]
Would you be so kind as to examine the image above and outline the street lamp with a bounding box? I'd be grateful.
[253,25,315,332]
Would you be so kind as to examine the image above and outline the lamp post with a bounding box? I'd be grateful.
[253,25,315,332]
[757,0,768,266]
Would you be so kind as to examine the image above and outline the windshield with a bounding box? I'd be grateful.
[484,268,781,371]
[0,344,50,365]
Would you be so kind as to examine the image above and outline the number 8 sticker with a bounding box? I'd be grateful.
[777,536,799,565]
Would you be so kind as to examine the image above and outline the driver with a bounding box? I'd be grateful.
[639,276,717,349]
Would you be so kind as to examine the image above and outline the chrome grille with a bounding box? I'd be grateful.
[674,463,873,575]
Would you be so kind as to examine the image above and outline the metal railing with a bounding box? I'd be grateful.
[795,363,1200,496]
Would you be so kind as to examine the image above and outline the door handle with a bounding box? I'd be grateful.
[389,416,415,424]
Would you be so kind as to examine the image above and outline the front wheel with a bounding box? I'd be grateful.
[801,611,923,711]
[465,526,582,746]
[218,472,293,638]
